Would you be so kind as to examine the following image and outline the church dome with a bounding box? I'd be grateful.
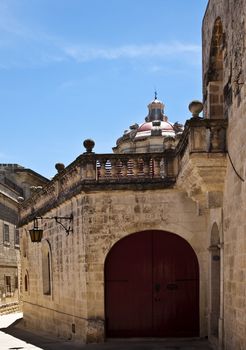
[113,93,182,154]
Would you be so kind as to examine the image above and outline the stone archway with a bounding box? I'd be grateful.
[105,230,199,337]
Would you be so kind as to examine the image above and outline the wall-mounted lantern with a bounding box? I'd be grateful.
[29,218,43,243]
[29,215,73,243]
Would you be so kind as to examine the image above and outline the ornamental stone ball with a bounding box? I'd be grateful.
[83,139,95,153]
[55,163,65,173]
[188,100,204,118]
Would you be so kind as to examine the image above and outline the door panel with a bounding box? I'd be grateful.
[105,231,153,336]
[105,230,199,337]
[153,231,199,336]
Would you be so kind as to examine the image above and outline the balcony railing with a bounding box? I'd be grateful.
[79,152,176,181]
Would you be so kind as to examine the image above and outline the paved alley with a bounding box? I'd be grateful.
[0,313,213,350]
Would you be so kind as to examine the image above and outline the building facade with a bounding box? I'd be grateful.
[19,100,227,346]
[202,1,246,349]
[0,164,48,311]
[18,1,246,349]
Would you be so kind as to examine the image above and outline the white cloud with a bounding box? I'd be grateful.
[0,1,201,67]
[61,42,201,62]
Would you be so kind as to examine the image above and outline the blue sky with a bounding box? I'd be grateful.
[0,0,208,178]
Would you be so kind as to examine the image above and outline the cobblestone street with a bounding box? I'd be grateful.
[0,313,213,350]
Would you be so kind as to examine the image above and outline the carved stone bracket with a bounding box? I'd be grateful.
[176,154,227,211]
[175,118,227,212]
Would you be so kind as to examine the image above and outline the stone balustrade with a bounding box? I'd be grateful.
[19,118,227,223]
[83,152,176,180]
[20,151,177,222]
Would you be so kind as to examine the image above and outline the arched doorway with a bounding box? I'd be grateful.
[105,230,199,337]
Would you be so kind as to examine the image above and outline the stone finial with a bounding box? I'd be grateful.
[188,100,203,118]
[129,123,139,130]
[55,163,65,173]
[173,122,184,134]
[83,139,95,154]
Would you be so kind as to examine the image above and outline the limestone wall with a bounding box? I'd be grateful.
[21,188,209,342]
[203,1,246,349]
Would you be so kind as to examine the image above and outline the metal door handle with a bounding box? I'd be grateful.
[166,283,178,290]
[155,283,161,292]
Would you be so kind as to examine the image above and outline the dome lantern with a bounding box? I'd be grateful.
[146,92,166,122]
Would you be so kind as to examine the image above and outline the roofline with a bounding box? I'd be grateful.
[0,163,49,183]
[13,168,50,183]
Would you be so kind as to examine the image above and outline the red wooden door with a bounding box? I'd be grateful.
[153,231,199,336]
[105,230,199,337]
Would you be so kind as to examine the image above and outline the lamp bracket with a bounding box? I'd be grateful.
[36,214,73,235]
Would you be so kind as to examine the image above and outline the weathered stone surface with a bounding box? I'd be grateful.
[18,115,229,343]
[203,1,246,349]
[20,187,210,342]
